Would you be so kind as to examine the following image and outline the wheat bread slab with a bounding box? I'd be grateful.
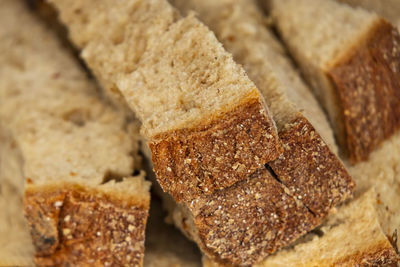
[49,0,282,202]
[172,0,354,217]
[337,0,400,30]
[0,1,151,265]
[269,0,400,163]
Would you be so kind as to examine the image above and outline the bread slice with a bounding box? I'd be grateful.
[202,189,398,267]
[48,0,283,202]
[337,0,400,30]
[268,0,400,163]
[0,1,150,265]
[162,0,354,265]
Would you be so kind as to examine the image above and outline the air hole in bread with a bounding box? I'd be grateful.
[101,170,125,184]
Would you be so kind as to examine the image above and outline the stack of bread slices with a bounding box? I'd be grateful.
[0,0,398,266]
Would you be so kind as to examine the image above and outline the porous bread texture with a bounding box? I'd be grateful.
[255,189,399,267]
[0,1,150,265]
[49,0,282,201]
[0,127,35,267]
[269,0,400,163]
[337,0,400,30]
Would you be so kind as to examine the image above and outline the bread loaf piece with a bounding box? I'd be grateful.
[164,0,354,265]
[337,0,400,30]
[0,1,150,265]
[268,0,400,163]
[48,0,283,202]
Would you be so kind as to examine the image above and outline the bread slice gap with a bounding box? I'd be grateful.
[48,0,283,202]
[0,1,150,265]
[268,0,400,163]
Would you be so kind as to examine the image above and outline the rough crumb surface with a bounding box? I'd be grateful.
[49,0,282,200]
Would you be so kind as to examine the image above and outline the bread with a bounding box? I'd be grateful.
[0,127,35,267]
[48,0,283,202]
[201,189,398,266]
[0,1,151,265]
[268,0,400,163]
[337,0,400,30]
[256,189,399,266]
[160,0,354,265]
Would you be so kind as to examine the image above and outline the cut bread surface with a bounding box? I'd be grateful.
[49,0,283,201]
[269,0,400,163]
[0,1,150,265]
[337,0,400,30]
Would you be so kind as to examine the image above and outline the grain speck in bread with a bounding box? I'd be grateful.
[0,1,150,265]
[48,0,283,202]
[268,0,400,163]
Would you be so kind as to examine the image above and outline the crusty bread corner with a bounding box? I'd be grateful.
[327,18,400,163]
[24,180,150,266]
[150,94,282,203]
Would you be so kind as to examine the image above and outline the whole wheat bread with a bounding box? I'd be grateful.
[0,1,151,265]
[268,0,400,163]
[48,0,283,202]
[163,0,355,265]
[337,0,400,30]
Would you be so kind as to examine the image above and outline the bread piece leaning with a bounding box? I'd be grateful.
[154,0,355,265]
[48,0,283,203]
[0,1,150,265]
[268,0,400,163]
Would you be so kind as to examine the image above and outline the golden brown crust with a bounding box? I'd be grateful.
[269,116,355,217]
[150,98,282,203]
[24,183,149,267]
[328,20,400,163]
[186,169,319,266]
[333,241,399,266]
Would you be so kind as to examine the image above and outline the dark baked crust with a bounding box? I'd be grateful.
[150,97,282,203]
[328,20,400,163]
[24,183,149,267]
[269,116,355,217]
[333,241,399,266]
[186,169,319,266]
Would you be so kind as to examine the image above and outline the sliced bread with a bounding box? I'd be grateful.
[337,0,400,30]
[0,1,150,265]
[48,0,283,202]
[268,0,400,163]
